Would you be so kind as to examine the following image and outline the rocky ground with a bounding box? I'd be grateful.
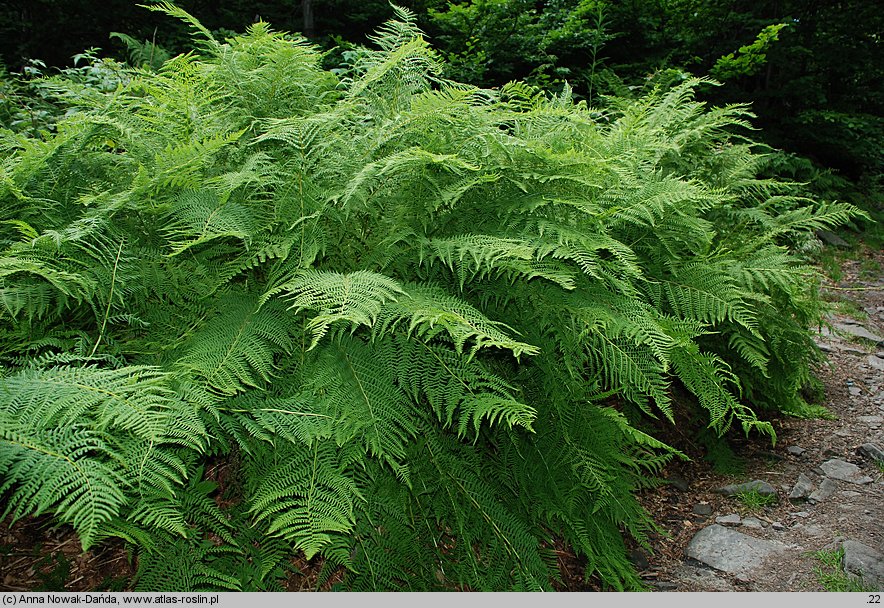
[2,246,882,593]
[638,246,884,592]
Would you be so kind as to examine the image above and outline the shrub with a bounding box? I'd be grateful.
[0,4,858,591]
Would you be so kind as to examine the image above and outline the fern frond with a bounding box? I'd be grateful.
[376,283,539,358]
[247,441,361,560]
[268,269,405,348]
[0,419,126,549]
[176,292,295,395]
[419,234,577,290]
[163,189,256,255]
[305,336,416,471]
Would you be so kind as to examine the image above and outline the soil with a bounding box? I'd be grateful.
[2,246,882,593]
[637,245,884,592]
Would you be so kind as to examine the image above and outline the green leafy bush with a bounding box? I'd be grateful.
[0,5,858,591]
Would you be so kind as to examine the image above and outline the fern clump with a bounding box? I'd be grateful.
[0,5,858,591]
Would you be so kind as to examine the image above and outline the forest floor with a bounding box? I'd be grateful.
[1,245,882,593]
[638,244,884,592]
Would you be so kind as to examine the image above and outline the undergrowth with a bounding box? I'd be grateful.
[813,547,877,593]
[734,489,778,513]
[0,4,861,591]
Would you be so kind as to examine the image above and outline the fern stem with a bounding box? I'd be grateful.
[88,238,125,360]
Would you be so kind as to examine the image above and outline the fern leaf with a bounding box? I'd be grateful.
[247,441,361,559]
[376,283,539,358]
[176,292,295,395]
[268,269,405,348]
[0,419,126,549]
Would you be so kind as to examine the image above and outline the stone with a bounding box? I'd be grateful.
[844,346,871,356]
[692,503,713,516]
[734,572,753,584]
[771,521,785,531]
[716,479,778,498]
[821,458,874,484]
[741,517,764,529]
[667,473,690,492]
[670,564,736,592]
[716,514,742,526]
[685,525,788,575]
[849,386,863,397]
[808,478,839,503]
[859,443,884,462]
[791,511,811,518]
[829,321,884,345]
[628,548,650,571]
[859,415,884,425]
[840,490,861,498]
[842,540,884,588]
[816,229,850,248]
[786,445,806,457]
[789,473,815,501]
[868,355,884,372]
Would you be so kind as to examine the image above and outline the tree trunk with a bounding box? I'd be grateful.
[302,0,315,38]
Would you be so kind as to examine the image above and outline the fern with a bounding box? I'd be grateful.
[0,4,860,592]
[246,441,361,560]
[0,420,125,549]
[176,292,295,395]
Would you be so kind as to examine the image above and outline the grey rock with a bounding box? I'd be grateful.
[817,342,836,353]
[667,473,690,492]
[742,517,764,529]
[850,386,864,397]
[808,478,839,503]
[786,445,806,457]
[670,564,736,592]
[842,540,884,589]
[821,458,874,484]
[628,548,650,571]
[868,355,884,372]
[734,573,753,584]
[830,321,884,345]
[791,511,811,518]
[844,346,871,356]
[716,514,742,526]
[772,521,785,530]
[859,443,884,462]
[790,473,815,501]
[816,229,850,248]
[685,525,788,575]
[717,479,778,498]
[840,490,862,498]
[692,503,713,516]
[860,415,884,425]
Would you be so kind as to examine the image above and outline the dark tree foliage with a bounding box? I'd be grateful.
[0,1,421,70]
[423,0,883,183]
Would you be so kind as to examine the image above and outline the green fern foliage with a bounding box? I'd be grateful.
[0,4,859,591]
